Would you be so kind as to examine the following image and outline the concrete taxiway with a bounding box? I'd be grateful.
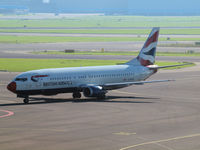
[0,64,200,150]
[1,51,200,63]
[1,41,200,53]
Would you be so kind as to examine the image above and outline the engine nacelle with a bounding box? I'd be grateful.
[83,86,106,97]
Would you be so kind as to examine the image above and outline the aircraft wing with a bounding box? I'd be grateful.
[102,79,174,90]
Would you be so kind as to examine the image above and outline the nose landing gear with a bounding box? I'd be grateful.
[17,94,30,104]
[23,96,29,104]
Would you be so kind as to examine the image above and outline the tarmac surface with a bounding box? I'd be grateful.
[0,41,200,54]
[0,64,200,150]
[2,32,200,38]
[1,50,200,63]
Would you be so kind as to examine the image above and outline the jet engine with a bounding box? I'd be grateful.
[83,86,107,98]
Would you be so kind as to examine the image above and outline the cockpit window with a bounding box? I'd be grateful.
[15,78,27,82]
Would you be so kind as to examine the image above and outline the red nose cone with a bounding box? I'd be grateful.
[7,82,16,93]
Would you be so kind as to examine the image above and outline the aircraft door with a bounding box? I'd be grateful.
[30,75,43,89]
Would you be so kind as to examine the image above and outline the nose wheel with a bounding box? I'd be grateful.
[23,97,29,104]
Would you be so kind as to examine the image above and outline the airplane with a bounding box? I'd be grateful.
[7,27,189,104]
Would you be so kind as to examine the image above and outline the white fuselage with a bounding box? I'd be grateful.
[13,65,154,92]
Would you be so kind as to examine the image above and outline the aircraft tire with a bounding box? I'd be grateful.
[23,98,29,104]
[73,92,81,99]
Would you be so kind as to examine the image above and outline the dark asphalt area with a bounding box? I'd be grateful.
[0,64,200,150]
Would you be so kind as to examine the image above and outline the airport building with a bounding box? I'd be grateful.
[0,5,29,14]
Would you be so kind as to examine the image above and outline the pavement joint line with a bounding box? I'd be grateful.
[154,143,174,150]
[135,136,174,150]
[119,133,200,150]
[0,127,70,132]
[177,75,200,81]
[113,132,136,136]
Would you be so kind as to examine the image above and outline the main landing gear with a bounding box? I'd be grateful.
[97,94,106,100]
[72,92,81,99]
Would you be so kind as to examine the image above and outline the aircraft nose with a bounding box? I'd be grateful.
[7,82,16,93]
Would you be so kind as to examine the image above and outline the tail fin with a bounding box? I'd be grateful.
[126,27,160,66]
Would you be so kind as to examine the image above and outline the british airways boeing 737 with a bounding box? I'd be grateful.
[7,27,188,104]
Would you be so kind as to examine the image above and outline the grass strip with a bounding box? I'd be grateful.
[0,58,194,72]
[0,35,199,43]
[1,16,200,27]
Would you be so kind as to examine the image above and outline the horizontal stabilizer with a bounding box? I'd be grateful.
[147,63,193,69]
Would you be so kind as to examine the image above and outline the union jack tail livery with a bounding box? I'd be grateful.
[126,27,160,66]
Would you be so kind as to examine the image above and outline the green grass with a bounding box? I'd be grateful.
[0,58,194,72]
[33,51,200,57]
[1,28,200,35]
[1,16,200,27]
[0,58,125,72]
[0,35,199,43]
[0,35,145,43]
[33,51,140,56]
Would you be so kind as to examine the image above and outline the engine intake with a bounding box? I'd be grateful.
[83,86,106,97]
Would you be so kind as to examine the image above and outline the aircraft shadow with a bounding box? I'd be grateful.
[0,95,159,106]
[34,95,157,103]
